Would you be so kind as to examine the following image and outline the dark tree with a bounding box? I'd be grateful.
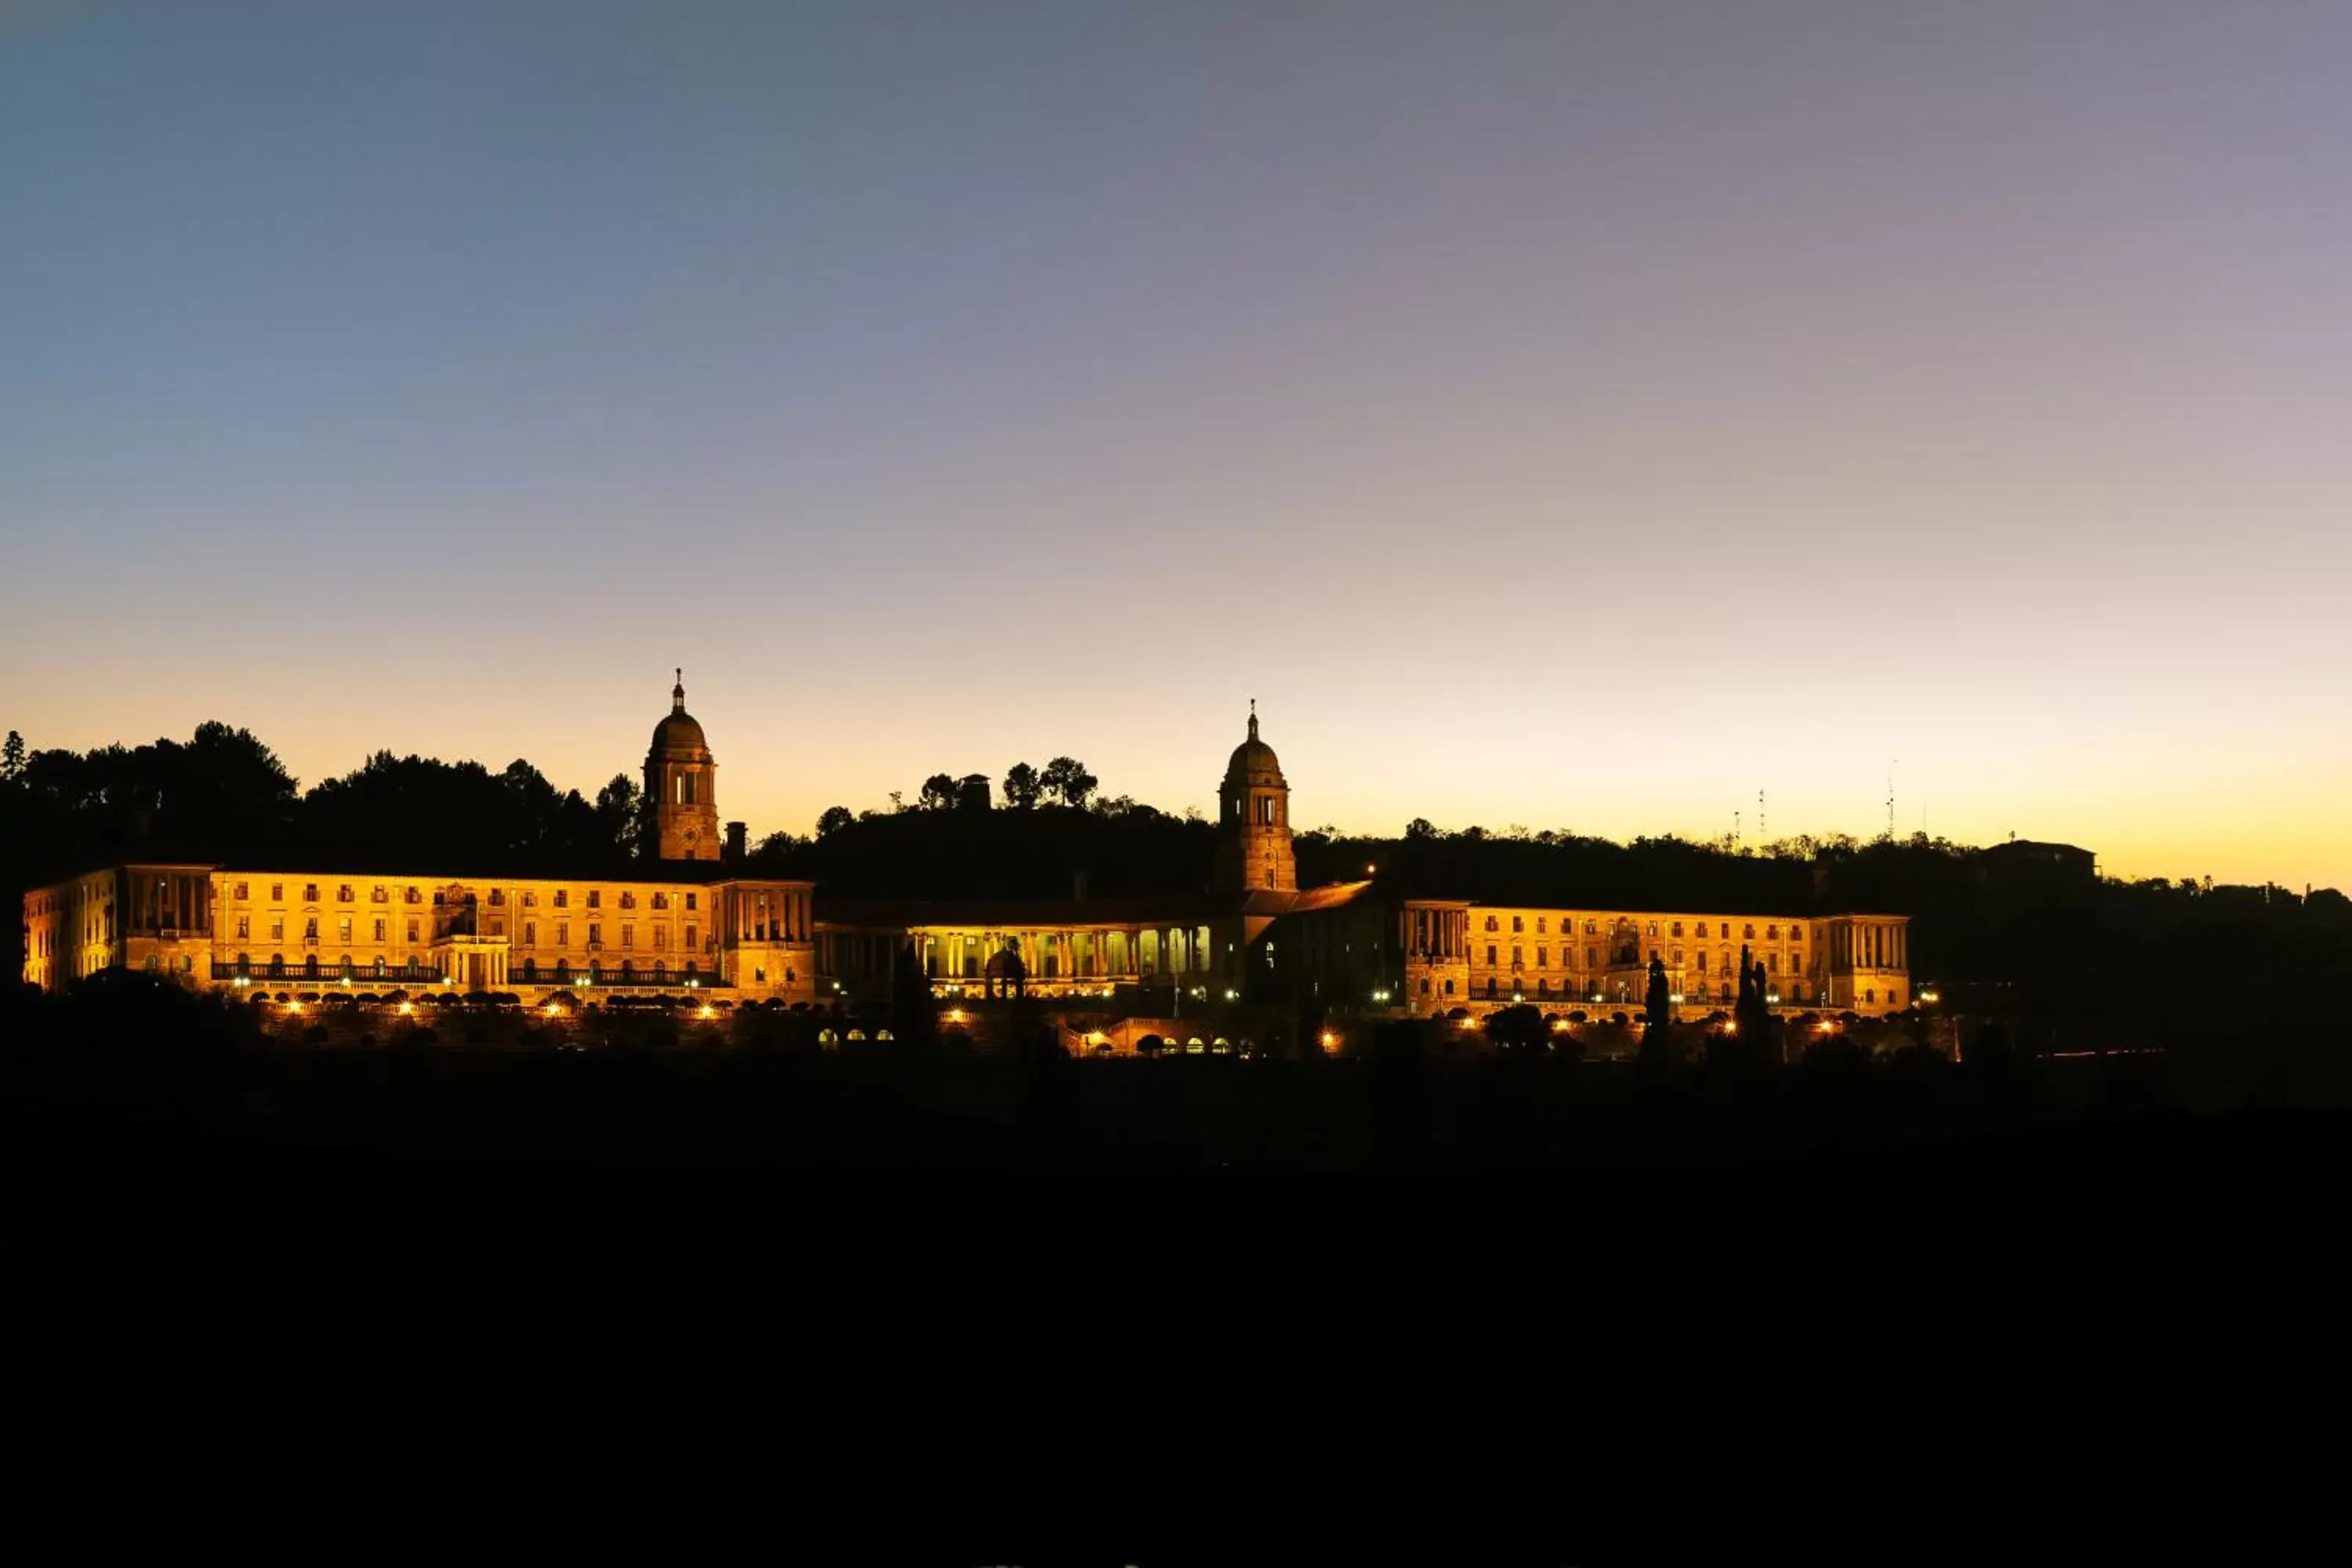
[815,805,854,837]
[593,774,644,856]
[2,730,24,782]
[1644,954,1671,1036]
[889,939,938,1056]
[955,773,992,812]
[1039,757,1098,810]
[1483,1002,1550,1054]
[1002,762,1042,811]
[917,773,958,811]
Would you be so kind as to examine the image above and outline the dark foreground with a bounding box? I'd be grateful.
[13,1014,2348,1563]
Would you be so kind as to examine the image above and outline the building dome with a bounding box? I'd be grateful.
[651,670,709,755]
[1225,704,1285,785]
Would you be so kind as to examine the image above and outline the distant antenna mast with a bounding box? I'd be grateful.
[1734,810,1741,848]
[1759,790,1766,841]
[1887,760,1896,840]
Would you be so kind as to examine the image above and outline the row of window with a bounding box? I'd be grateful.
[227,881,699,912]
[1481,913,1802,942]
[228,954,712,983]
[1480,945,1801,972]
[228,916,705,949]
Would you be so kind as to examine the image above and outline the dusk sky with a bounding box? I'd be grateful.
[4,2,2347,889]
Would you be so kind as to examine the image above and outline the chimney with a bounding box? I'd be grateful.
[1073,869,1088,903]
[724,821,747,861]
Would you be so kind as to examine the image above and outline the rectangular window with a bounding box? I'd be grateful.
[1672,947,1684,964]
[236,916,249,938]
[1486,944,1497,965]
[522,891,537,908]
[234,882,249,901]
[372,919,385,942]
[557,922,569,947]
[304,917,318,939]
[336,916,350,942]
[488,918,504,938]
[622,924,633,949]
[407,919,419,942]
[270,917,285,940]
[620,891,636,909]
[337,884,354,902]
[1512,916,1523,933]
[1587,946,1598,967]
[303,884,319,903]
[1511,946,1523,966]
[588,891,601,909]
[1769,953,1780,972]
[1791,927,1803,943]
[525,923,536,947]
[654,927,668,950]
[685,925,698,951]
[1672,922,1683,938]
[1695,922,1708,938]
[1744,924,1755,939]
[555,891,568,909]
[271,884,283,902]
[653,892,669,910]
[588,924,602,946]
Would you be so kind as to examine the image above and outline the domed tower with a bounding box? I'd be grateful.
[1214,701,1296,894]
[646,669,719,861]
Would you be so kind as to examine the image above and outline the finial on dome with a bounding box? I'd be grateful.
[673,668,685,713]
[1248,699,1258,741]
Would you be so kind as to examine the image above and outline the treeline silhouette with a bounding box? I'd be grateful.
[6,721,2351,1054]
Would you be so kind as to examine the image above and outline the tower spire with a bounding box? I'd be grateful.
[1248,697,1258,741]
[673,667,685,713]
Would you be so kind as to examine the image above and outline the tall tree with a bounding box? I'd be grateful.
[592,774,644,855]
[2,730,27,782]
[1002,761,1041,811]
[1644,955,1672,1036]
[1040,756,1098,810]
[917,773,958,811]
[815,805,854,837]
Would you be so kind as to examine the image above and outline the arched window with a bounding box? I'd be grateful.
[270,954,285,977]
[303,956,319,978]
[236,953,250,976]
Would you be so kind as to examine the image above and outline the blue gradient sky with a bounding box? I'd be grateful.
[4,2,2348,887]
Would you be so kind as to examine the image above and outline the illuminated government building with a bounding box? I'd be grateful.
[21,677,1911,1025]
